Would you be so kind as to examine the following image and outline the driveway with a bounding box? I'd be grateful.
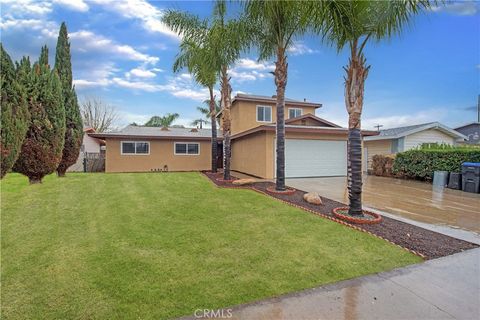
[286,175,480,234]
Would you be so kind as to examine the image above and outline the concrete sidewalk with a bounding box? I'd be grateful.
[190,248,480,320]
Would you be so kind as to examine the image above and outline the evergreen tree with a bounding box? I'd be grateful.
[55,22,83,176]
[0,44,29,178]
[13,46,66,184]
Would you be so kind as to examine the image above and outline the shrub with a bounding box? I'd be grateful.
[393,149,480,180]
[13,46,66,184]
[55,22,83,176]
[0,44,29,178]
[372,154,396,177]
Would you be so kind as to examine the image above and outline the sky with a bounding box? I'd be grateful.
[1,0,479,130]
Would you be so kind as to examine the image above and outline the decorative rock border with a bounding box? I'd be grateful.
[332,207,382,224]
[266,186,296,195]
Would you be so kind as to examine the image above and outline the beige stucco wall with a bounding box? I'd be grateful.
[232,130,348,179]
[105,138,211,173]
[364,140,392,170]
[231,132,268,178]
[230,100,317,135]
[404,129,455,150]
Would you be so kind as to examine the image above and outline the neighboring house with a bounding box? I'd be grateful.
[91,93,377,178]
[363,122,467,170]
[454,122,480,145]
[68,128,105,172]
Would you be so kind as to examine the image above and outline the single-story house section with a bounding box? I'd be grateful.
[454,122,480,145]
[363,122,467,170]
[219,94,377,179]
[90,126,221,173]
[68,127,105,172]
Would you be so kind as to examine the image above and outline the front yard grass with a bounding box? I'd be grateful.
[1,172,421,319]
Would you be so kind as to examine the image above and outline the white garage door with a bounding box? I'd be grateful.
[282,139,347,178]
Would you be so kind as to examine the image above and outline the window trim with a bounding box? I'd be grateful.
[288,107,303,119]
[120,141,150,155]
[174,142,201,156]
[256,105,272,123]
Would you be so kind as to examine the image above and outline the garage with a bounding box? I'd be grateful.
[283,139,347,178]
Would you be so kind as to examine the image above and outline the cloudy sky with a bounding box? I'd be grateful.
[1,0,478,129]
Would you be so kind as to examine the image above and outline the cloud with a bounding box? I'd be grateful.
[0,0,52,16]
[229,58,275,83]
[89,0,180,39]
[52,0,89,12]
[431,1,479,16]
[69,30,159,64]
[288,42,319,56]
[125,68,160,79]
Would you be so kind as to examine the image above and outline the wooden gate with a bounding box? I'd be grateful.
[83,152,105,172]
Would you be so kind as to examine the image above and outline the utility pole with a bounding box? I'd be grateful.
[477,94,479,123]
[374,124,383,131]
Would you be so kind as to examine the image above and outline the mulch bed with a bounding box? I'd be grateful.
[203,171,478,260]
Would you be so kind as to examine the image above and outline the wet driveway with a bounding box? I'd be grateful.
[286,175,480,234]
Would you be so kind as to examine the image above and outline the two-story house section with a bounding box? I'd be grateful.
[219,94,377,179]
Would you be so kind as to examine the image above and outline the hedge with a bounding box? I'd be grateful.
[393,149,480,180]
[372,154,396,177]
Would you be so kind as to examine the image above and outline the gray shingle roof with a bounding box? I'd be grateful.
[234,93,321,107]
[91,125,220,139]
[375,122,436,137]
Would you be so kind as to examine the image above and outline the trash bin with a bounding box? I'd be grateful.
[461,162,480,193]
[448,172,462,190]
[433,171,449,187]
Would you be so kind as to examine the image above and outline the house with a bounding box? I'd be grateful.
[90,94,377,177]
[68,128,105,172]
[90,126,221,173]
[454,122,480,145]
[363,122,467,170]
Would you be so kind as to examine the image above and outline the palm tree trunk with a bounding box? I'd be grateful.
[221,66,232,180]
[275,46,288,191]
[209,86,218,173]
[345,40,369,216]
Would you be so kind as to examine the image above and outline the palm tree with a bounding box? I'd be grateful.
[145,113,179,127]
[316,0,431,215]
[243,1,311,191]
[169,38,219,172]
[191,118,208,129]
[196,99,221,127]
[164,1,250,180]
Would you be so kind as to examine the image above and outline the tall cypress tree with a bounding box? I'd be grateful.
[13,46,66,184]
[55,22,83,176]
[0,44,29,178]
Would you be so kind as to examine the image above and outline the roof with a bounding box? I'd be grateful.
[454,122,480,130]
[89,125,221,140]
[284,114,342,128]
[232,93,322,108]
[364,122,467,141]
[231,124,378,140]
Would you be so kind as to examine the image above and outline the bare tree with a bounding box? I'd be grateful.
[80,96,119,132]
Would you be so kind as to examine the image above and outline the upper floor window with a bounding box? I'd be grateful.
[175,142,200,155]
[121,141,150,155]
[288,108,303,119]
[257,105,272,122]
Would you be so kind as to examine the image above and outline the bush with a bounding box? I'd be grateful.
[0,44,29,178]
[13,46,66,184]
[372,154,396,177]
[393,149,480,180]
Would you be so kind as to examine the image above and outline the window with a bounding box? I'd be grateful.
[288,108,302,119]
[175,142,200,155]
[121,141,150,155]
[257,105,272,122]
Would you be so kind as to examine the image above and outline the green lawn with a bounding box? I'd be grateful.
[1,172,421,319]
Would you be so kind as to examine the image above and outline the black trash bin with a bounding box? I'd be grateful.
[448,172,462,190]
[461,162,480,193]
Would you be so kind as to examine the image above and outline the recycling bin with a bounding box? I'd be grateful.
[461,162,480,193]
